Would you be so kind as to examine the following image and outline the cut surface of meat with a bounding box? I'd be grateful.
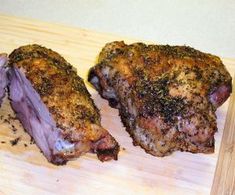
[88,41,232,157]
[0,54,8,105]
[8,44,119,165]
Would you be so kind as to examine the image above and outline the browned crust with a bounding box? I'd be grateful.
[9,44,119,162]
[89,41,232,156]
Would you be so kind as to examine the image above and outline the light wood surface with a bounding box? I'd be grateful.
[0,14,234,195]
[211,73,235,195]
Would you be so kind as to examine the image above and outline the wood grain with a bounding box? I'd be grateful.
[211,74,235,195]
[0,14,234,195]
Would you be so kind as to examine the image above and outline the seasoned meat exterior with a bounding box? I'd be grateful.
[8,44,119,165]
[88,41,232,156]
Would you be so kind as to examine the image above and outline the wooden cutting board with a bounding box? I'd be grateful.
[0,14,234,195]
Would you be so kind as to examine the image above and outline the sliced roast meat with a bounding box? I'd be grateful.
[0,54,8,105]
[8,44,119,165]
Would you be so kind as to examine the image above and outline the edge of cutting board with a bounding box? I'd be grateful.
[211,74,235,195]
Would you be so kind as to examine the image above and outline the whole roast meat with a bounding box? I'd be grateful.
[88,41,232,157]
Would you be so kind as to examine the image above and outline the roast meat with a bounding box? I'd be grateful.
[8,44,119,165]
[88,41,232,156]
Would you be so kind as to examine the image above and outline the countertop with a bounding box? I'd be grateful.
[0,0,235,58]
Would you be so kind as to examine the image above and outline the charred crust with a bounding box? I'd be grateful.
[96,143,120,161]
[50,155,68,166]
